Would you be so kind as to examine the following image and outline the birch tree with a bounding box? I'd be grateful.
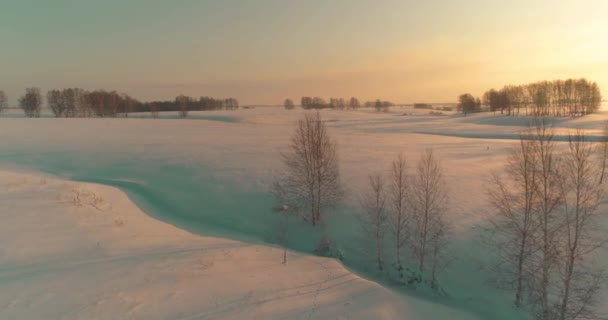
[487,132,539,306]
[359,173,388,271]
[275,111,343,227]
[389,154,410,277]
[411,150,449,280]
[530,120,563,320]
[556,132,604,320]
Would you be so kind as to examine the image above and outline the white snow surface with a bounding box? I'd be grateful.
[0,170,473,320]
[1,106,607,319]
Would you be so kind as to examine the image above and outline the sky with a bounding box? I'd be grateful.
[1,0,607,105]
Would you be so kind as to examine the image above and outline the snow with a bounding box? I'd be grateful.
[0,106,607,319]
[0,170,474,320]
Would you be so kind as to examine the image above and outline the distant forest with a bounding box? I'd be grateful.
[1,88,240,118]
[0,78,602,118]
[458,78,602,117]
[285,97,394,111]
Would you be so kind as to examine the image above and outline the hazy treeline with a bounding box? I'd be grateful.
[457,79,602,117]
[482,78,601,116]
[142,96,239,118]
[286,97,394,111]
[16,87,139,118]
[5,87,239,118]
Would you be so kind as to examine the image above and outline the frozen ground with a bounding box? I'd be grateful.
[0,106,607,319]
[0,170,484,320]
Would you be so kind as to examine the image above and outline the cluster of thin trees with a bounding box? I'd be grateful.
[486,121,607,320]
[15,87,137,118]
[481,79,602,117]
[297,97,360,110]
[138,96,236,118]
[150,95,239,118]
[288,97,394,111]
[272,111,451,288]
[359,150,450,286]
[48,89,138,118]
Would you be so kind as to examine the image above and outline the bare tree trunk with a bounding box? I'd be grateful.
[557,131,603,320]
[389,154,410,277]
[275,112,344,250]
[359,173,388,271]
[412,150,448,279]
[531,120,562,320]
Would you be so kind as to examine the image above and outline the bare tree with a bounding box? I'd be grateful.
[275,111,343,227]
[458,93,481,116]
[486,132,539,307]
[19,87,42,118]
[556,131,604,320]
[359,173,388,271]
[411,150,449,282]
[284,98,295,110]
[349,97,360,110]
[0,90,7,115]
[176,94,191,118]
[47,90,66,117]
[388,154,410,277]
[530,120,563,320]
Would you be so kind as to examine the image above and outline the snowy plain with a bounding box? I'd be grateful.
[0,105,607,319]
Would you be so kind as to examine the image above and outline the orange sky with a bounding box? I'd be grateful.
[1,0,606,104]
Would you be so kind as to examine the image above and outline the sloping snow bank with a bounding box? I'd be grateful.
[0,170,477,320]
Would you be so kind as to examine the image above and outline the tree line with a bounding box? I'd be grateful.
[285,97,394,111]
[2,87,239,118]
[144,96,239,118]
[17,87,139,118]
[459,78,602,117]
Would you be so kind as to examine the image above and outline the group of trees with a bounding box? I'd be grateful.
[272,111,451,288]
[299,97,360,110]
[457,93,482,116]
[272,111,608,317]
[487,121,607,319]
[14,87,137,118]
[5,87,240,118]
[359,150,450,286]
[365,100,394,112]
[290,96,393,111]
[141,96,239,118]
[482,79,602,117]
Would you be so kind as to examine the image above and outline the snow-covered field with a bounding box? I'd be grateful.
[0,106,607,319]
[0,171,478,320]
